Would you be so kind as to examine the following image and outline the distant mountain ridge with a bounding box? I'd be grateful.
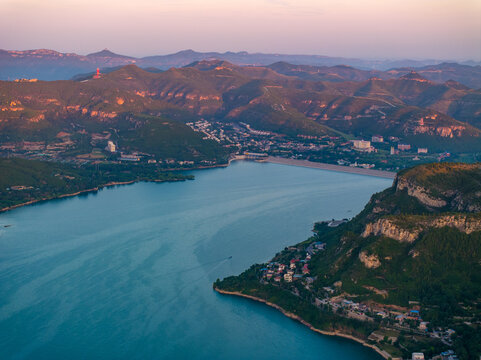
[1,62,481,152]
[1,48,480,87]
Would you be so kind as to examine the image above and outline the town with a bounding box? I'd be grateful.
[0,117,451,172]
[250,221,462,360]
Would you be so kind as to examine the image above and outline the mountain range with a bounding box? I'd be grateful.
[1,48,481,88]
[2,59,481,153]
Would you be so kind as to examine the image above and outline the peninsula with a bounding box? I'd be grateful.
[215,162,481,360]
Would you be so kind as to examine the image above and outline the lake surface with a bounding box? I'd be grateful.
[0,161,391,360]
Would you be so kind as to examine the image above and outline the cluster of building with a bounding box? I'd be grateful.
[186,120,229,143]
[411,349,459,360]
[351,137,429,157]
[0,136,75,160]
[260,241,326,284]
[253,233,462,359]
[0,129,208,168]
[0,112,445,174]
[186,119,337,157]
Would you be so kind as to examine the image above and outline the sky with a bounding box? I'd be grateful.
[1,0,480,60]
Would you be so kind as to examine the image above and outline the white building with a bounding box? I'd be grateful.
[352,140,373,152]
[352,140,371,149]
[412,353,425,360]
[120,154,140,162]
[417,148,428,154]
[106,140,116,153]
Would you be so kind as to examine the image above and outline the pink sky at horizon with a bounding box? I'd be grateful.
[2,0,480,60]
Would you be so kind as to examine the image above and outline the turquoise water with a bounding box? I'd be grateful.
[0,161,391,360]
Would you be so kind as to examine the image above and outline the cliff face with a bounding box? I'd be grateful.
[394,163,481,212]
[395,175,447,209]
[362,214,481,242]
[362,218,418,242]
[216,161,481,359]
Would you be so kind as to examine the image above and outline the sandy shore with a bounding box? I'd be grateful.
[214,288,392,359]
[265,156,396,179]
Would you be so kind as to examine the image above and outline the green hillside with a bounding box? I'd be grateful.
[119,114,229,161]
[215,163,481,359]
[0,157,193,210]
[1,63,481,152]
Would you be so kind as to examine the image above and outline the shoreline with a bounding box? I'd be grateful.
[214,288,392,360]
[0,159,230,214]
[265,156,396,179]
[0,157,394,214]
[0,178,186,214]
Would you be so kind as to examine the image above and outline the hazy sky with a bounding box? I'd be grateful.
[2,0,480,60]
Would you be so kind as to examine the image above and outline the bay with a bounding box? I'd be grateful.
[0,161,391,359]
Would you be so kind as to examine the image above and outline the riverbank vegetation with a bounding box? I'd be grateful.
[0,157,193,210]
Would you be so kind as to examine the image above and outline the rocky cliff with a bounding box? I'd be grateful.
[362,213,481,242]
[394,163,481,212]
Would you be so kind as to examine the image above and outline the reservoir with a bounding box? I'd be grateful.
[0,161,391,359]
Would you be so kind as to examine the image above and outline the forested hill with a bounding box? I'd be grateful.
[216,162,481,359]
[0,158,193,211]
[2,62,481,153]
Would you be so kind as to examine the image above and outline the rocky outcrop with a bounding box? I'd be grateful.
[411,125,466,138]
[395,167,481,212]
[362,214,481,242]
[362,218,419,242]
[395,175,446,208]
[359,251,381,269]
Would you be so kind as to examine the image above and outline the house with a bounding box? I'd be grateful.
[323,286,334,293]
[440,350,457,360]
[419,322,428,331]
[120,154,140,162]
[398,143,411,151]
[314,241,326,250]
[22,141,45,151]
[302,264,310,275]
[417,148,428,154]
[10,185,34,191]
[409,309,420,318]
[106,140,116,153]
[412,353,424,360]
[371,135,384,143]
[0,143,17,150]
[284,273,293,282]
[328,220,347,227]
